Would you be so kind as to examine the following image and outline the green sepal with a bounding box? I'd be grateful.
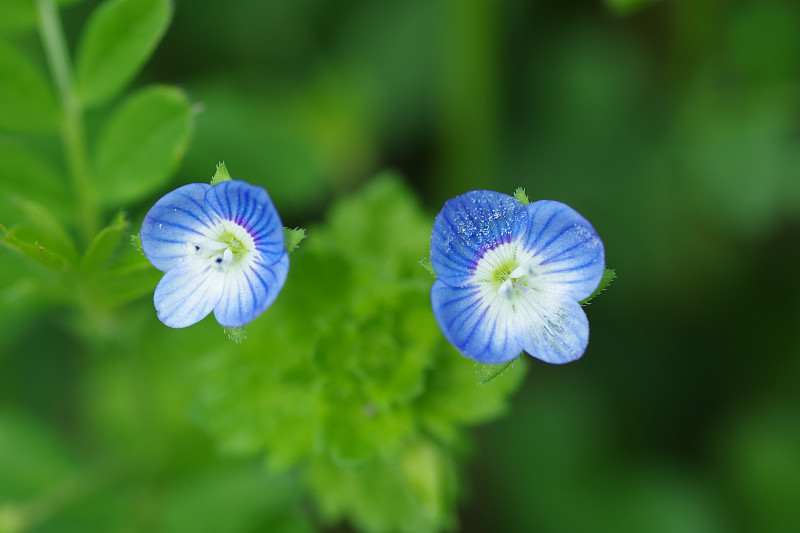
[513,187,530,205]
[580,267,616,306]
[130,233,143,254]
[474,354,522,385]
[283,227,306,253]
[223,327,247,344]
[80,212,128,271]
[418,257,435,277]
[210,161,232,185]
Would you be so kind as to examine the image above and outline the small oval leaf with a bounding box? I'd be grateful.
[93,85,193,206]
[0,40,58,132]
[75,0,171,107]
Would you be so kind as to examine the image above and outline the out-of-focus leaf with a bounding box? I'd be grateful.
[99,252,161,304]
[0,39,58,132]
[182,74,375,215]
[605,0,661,16]
[0,410,76,501]
[0,0,36,35]
[75,0,171,107]
[93,85,193,206]
[0,139,69,223]
[0,198,77,270]
[80,212,128,271]
[159,463,316,533]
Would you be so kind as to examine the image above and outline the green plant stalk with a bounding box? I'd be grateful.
[37,0,98,244]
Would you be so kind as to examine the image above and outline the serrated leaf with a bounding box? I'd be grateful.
[580,267,616,306]
[93,85,193,206]
[0,39,58,132]
[75,0,171,107]
[80,212,128,271]
[475,355,520,385]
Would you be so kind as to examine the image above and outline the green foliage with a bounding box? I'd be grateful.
[93,85,193,206]
[0,0,188,334]
[75,0,172,107]
[194,175,525,533]
[0,39,58,132]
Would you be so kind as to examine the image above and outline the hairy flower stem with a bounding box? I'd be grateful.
[37,0,98,244]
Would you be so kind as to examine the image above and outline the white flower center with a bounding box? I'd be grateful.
[473,241,538,301]
[190,219,257,272]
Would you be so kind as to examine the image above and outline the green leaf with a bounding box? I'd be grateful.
[93,85,193,206]
[0,139,69,222]
[0,39,58,132]
[80,212,128,271]
[1,224,67,271]
[580,267,616,306]
[75,0,171,107]
[0,198,78,269]
[474,355,521,385]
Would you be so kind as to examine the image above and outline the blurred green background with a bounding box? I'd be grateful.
[3,0,800,531]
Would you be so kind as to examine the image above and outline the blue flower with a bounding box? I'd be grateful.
[140,180,288,328]
[430,191,605,365]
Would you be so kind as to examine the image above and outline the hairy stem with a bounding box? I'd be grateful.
[37,0,98,243]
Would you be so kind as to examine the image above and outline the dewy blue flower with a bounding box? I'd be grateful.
[140,180,288,328]
[430,191,605,365]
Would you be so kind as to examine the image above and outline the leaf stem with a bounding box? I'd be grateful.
[37,0,98,244]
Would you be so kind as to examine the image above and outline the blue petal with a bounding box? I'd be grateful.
[520,200,605,301]
[431,280,522,364]
[204,181,286,265]
[140,183,215,271]
[431,190,527,287]
[213,251,289,327]
[513,290,590,364]
[153,259,225,328]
